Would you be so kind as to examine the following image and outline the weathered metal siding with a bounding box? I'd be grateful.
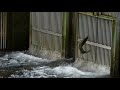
[77,13,113,66]
[29,12,63,60]
[0,12,7,50]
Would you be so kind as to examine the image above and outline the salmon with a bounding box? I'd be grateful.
[79,36,90,54]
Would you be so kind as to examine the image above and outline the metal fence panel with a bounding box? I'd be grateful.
[78,13,113,66]
[30,12,63,59]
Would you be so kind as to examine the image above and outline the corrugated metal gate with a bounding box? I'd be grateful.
[30,12,63,59]
[77,12,115,66]
[0,12,7,50]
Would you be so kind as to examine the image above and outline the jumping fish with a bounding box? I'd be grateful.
[79,36,90,54]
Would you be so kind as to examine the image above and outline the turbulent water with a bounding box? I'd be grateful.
[0,51,110,78]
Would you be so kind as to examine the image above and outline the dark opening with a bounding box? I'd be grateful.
[6,12,30,51]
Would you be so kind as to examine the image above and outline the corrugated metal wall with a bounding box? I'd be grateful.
[0,12,7,50]
[29,12,63,59]
[77,13,113,66]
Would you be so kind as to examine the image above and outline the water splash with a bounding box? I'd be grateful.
[0,51,110,78]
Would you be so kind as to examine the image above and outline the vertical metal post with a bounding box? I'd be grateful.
[110,18,120,77]
[62,12,78,62]
[29,12,32,49]
[1,12,3,49]
[3,12,5,50]
[110,19,118,76]
[62,12,69,58]
[5,12,7,50]
[71,12,79,61]
[0,12,1,50]
[75,12,79,61]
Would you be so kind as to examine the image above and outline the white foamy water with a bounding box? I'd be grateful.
[9,65,110,78]
[0,51,110,78]
[0,51,50,67]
